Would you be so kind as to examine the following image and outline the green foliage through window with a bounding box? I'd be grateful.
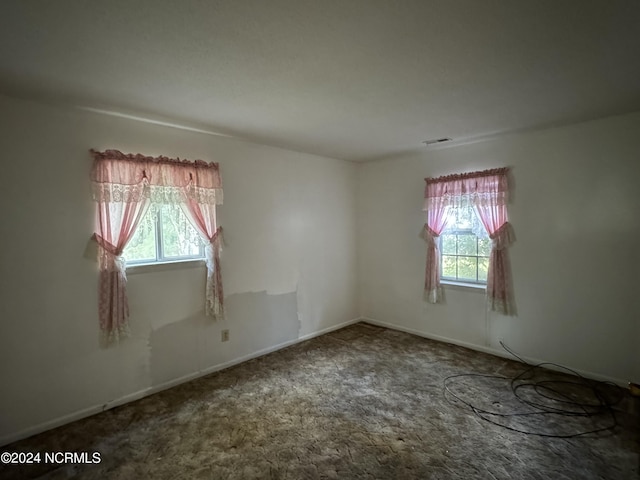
[123,204,204,264]
[440,205,489,284]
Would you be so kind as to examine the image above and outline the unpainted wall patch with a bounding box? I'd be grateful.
[148,291,300,389]
[149,314,205,387]
[224,290,301,349]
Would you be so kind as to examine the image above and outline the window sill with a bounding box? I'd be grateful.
[126,259,205,275]
[441,280,486,293]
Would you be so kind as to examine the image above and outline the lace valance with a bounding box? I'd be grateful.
[423,167,509,210]
[90,149,223,206]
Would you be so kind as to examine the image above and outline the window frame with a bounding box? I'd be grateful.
[439,205,490,286]
[124,204,206,267]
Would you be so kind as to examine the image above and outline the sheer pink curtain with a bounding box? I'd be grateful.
[424,168,516,315]
[424,183,450,303]
[474,202,516,316]
[91,150,224,344]
[181,197,224,318]
[91,155,150,344]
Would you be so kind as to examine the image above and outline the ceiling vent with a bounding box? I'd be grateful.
[423,137,452,146]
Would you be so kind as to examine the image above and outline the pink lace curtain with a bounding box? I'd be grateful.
[94,184,150,344]
[424,190,450,303]
[475,198,516,315]
[90,150,224,345]
[180,197,224,318]
[423,168,516,315]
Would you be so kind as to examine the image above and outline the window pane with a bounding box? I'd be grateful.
[457,235,477,255]
[478,257,489,282]
[457,256,477,281]
[439,205,488,284]
[123,211,156,262]
[442,255,457,278]
[478,238,492,257]
[160,204,203,258]
[441,234,456,255]
[456,205,473,229]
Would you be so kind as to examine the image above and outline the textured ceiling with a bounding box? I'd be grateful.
[1,0,639,161]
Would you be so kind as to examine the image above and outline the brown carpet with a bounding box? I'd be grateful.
[1,323,638,479]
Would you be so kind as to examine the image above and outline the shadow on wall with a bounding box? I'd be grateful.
[150,291,301,386]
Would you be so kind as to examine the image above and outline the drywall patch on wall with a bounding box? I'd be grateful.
[148,291,300,389]
[225,290,301,351]
[127,265,208,332]
[149,314,206,387]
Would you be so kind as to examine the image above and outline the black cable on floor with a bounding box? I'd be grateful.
[442,341,624,438]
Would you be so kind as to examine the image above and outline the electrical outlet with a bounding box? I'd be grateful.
[221,329,229,342]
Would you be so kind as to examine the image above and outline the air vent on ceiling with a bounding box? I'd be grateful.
[423,137,452,146]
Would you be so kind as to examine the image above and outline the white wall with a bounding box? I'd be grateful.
[1,92,637,446]
[357,112,640,386]
[0,94,359,444]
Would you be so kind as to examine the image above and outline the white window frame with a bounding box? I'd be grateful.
[124,204,205,267]
[439,205,490,286]
[439,229,489,286]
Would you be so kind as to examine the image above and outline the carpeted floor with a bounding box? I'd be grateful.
[1,322,638,479]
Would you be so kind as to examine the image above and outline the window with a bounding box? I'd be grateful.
[440,205,490,284]
[91,149,225,343]
[423,167,515,314]
[123,204,205,265]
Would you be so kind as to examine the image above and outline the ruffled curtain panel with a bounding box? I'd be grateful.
[423,196,449,303]
[90,149,224,345]
[180,198,224,318]
[423,168,516,315]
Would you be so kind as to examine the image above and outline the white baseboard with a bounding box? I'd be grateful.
[0,317,361,447]
[360,316,629,388]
